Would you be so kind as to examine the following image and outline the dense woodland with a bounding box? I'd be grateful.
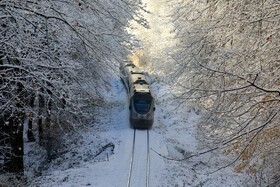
[165,0,280,185]
[1,0,280,186]
[0,0,145,174]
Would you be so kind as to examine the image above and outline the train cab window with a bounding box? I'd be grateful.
[134,99,151,114]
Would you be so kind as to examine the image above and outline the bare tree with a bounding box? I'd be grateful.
[166,0,280,184]
[0,0,145,174]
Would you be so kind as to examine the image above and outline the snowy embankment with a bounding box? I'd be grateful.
[27,72,249,186]
[151,81,249,186]
[27,75,167,187]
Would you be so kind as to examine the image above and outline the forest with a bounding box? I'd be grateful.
[1,0,280,186]
[166,0,280,184]
[0,0,145,175]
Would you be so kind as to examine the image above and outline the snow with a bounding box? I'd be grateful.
[26,76,167,187]
[26,74,251,186]
[129,130,148,187]
[24,0,253,186]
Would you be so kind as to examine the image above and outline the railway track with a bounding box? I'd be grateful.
[127,129,150,187]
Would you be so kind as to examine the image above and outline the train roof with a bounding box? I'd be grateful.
[131,74,147,83]
[133,83,150,94]
[131,74,150,94]
[120,60,153,95]
[127,65,142,74]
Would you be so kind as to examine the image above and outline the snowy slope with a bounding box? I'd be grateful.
[27,76,168,187]
[26,74,252,187]
[150,82,251,187]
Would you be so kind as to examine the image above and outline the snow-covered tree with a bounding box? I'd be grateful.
[0,0,145,173]
[167,0,280,184]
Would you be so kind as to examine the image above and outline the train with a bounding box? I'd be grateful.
[120,61,155,129]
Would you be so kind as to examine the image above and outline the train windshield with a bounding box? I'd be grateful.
[134,99,151,114]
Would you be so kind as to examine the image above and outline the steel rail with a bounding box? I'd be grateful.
[127,129,136,187]
[146,130,150,187]
[127,129,150,187]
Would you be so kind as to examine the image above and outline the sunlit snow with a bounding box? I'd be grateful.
[26,0,251,186]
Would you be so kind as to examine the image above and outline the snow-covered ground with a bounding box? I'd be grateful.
[24,0,254,186]
[26,75,168,187]
[25,74,250,186]
[150,82,249,186]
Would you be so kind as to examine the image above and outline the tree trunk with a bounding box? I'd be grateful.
[27,119,35,142]
[38,94,44,146]
[27,94,35,142]
[9,113,24,174]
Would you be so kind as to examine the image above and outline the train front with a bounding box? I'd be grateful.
[130,93,155,129]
